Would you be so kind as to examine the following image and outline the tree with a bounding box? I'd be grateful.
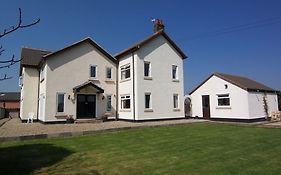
[0,8,40,81]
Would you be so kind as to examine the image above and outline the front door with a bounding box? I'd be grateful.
[77,94,96,119]
[202,95,210,119]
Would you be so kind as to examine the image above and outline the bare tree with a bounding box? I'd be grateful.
[0,8,40,81]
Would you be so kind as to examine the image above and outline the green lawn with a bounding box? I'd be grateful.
[0,123,281,175]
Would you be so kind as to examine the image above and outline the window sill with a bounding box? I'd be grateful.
[172,79,180,82]
[144,109,153,112]
[216,106,231,109]
[105,79,114,82]
[120,109,131,112]
[89,77,98,81]
[120,78,131,83]
[173,108,180,111]
[144,76,153,80]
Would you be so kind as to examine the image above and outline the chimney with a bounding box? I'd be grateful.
[153,19,165,33]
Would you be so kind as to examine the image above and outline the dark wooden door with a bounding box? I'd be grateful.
[77,94,96,119]
[202,95,210,119]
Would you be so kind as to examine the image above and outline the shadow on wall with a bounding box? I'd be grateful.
[0,143,72,175]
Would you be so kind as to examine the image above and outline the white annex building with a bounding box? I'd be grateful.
[189,72,279,121]
[19,22,187,122]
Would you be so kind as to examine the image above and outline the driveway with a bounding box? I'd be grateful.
[0,118,206,139]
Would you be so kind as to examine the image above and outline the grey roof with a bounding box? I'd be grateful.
[73,81,104,93]
[0,92,20,101]
[21,47,52,67]
[190,72,277,94]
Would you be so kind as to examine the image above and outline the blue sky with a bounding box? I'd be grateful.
[1,0,281,94]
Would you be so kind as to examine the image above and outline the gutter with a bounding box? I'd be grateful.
[116,62,119,120]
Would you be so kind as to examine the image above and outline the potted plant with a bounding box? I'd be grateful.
[66,115,74,124]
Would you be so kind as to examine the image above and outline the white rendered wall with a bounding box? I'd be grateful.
[118,54,134,120]
[135,35,185,120]
[44,42,117,122]
[38,63,47,121]
[248,92,278,119]
[190,75,250,119]
[20,67,39,120]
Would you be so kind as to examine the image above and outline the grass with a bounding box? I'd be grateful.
[0,123,281,175]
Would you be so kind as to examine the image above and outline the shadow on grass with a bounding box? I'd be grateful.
[0,143,72,175]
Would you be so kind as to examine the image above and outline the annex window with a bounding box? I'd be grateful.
[106,67,112,79]
[121,64,130,80]
[172,65,178,80]
[56,93,65,113]
[173,94,179,109]
[217,94,230,106]
[90,65,97,78]
[121,95,130,109]
[145,93,151,109]
[19,76,23,87]
[106,95,112,111]
[144,61,151,77]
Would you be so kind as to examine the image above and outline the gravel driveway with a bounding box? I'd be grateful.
[0,118,206,138]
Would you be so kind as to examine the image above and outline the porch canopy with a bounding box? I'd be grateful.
[73,81,104,93]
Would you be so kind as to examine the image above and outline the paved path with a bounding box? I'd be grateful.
[0,118,206,141]
[260,121,281,128]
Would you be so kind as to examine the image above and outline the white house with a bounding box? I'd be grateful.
[189,72,279,121]
[19,24,187,122]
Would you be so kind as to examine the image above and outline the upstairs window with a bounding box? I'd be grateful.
[121,64,130,80]
[106,67,112,79]
[90,65,97,78]
[19,76,23,87]
[172,65,178,80]
[57,93,65,113]
[217,94,230,106]
[121,95,130,109]
[144,61,151,77]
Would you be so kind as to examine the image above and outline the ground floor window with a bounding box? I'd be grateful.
[106,95,112,111]
[173,94,179,109]
[121,95,130,109]
[57,93,65,112]
[145,93,151,109]
[217,94,230,106]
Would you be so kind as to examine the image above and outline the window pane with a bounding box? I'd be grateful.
[121,65,130,80]
[144,62,150,77]
[172,65,177,79]
[121,95,130,109]
[106,68,112,79]
[125,69,130,79]
[57,94,64,112]
[173,95,178,108]
[218,98,230,106]
[145,94,150,108]
[107,96,112,111]
[90,66,96,77]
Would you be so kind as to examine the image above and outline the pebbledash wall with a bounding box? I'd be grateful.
[118,35,185,120]
[190,75,278,120]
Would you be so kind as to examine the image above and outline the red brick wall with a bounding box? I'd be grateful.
[0,101,20,109]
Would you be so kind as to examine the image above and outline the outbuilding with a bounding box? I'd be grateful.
[189,72,279,121]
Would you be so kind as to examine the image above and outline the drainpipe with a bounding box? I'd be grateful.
[116,61,119,120]
[36,69,40,121]
[132,52,136,121]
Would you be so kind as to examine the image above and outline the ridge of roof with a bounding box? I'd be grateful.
[43,37,117,64]
[115,30,187,59]
[189,72,276,95]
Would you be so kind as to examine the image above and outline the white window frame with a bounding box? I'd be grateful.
[106,95,112,112]
[120,64,131,81]
[19,75,23,87]
[120,95,131,109]
[56,92,65,113]
[173,94,179,109]
[144,61,151,78]
[144,92,153,111]
[172,65,178,80]
[217,94,231,107]
[89,65,97,79]
[106,67,112,80]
